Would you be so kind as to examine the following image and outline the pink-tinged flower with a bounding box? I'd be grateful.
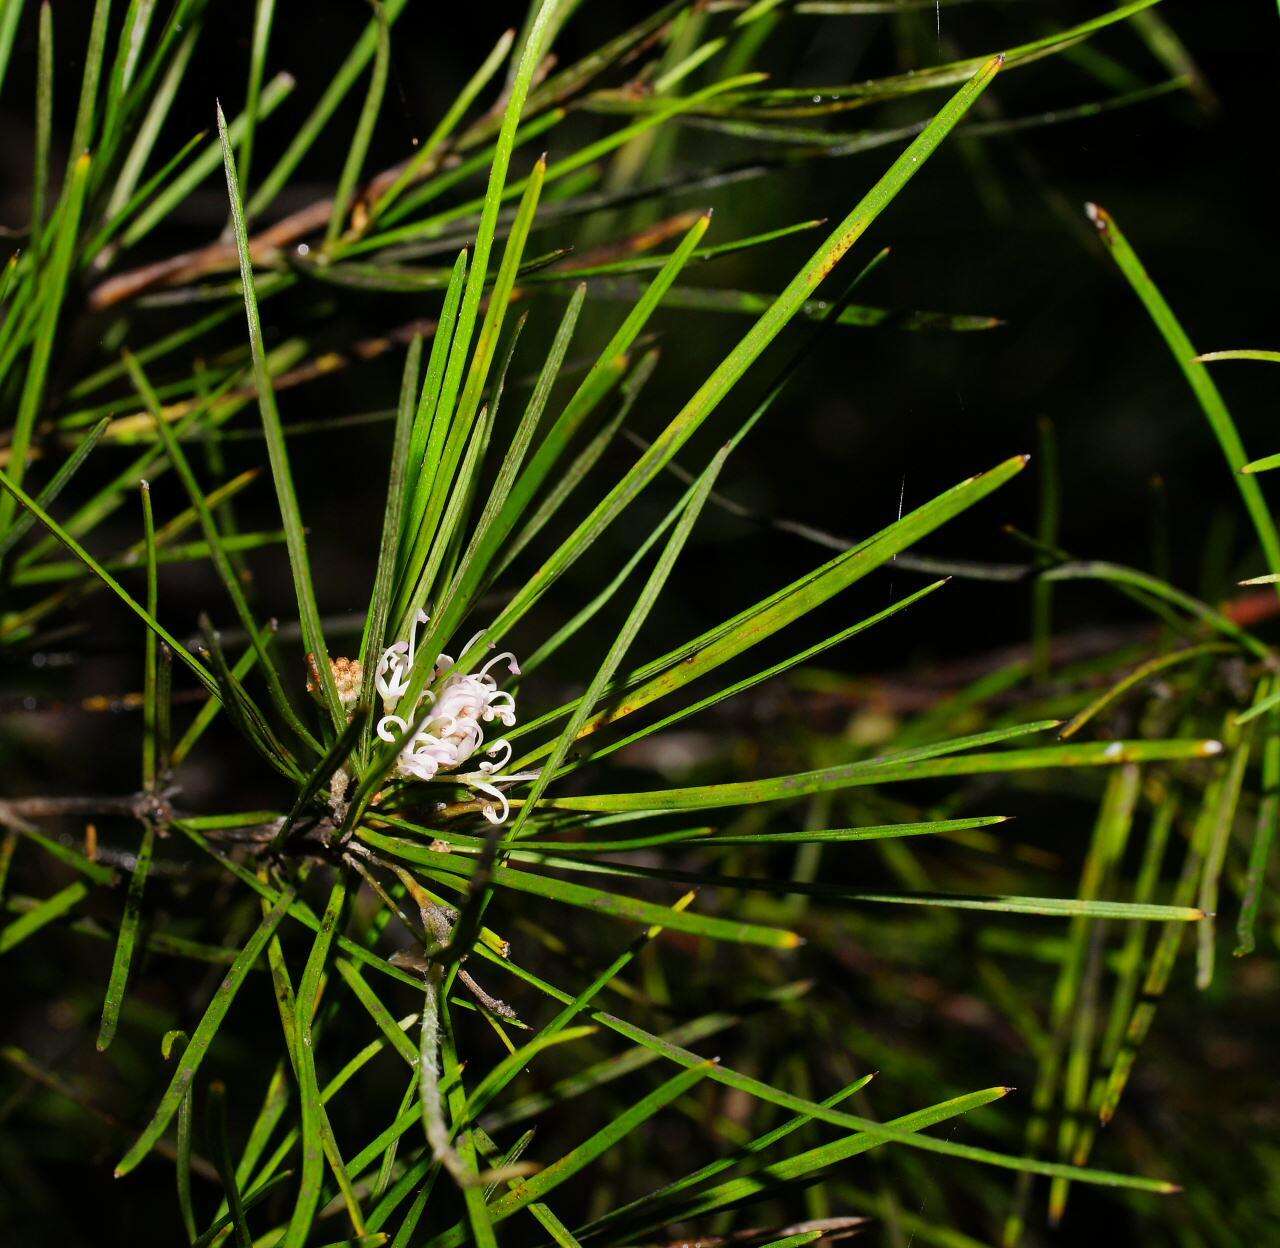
[374,612,527,823]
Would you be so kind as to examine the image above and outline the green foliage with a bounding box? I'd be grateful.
[1,3,1276,1247]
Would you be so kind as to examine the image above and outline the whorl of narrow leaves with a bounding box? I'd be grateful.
[1,3,1265,1246]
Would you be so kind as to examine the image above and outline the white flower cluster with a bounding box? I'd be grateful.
[375,610,523,823]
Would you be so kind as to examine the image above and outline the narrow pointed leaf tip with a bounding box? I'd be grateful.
[1198,350,1280,365]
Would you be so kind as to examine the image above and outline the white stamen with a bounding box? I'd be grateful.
[374,614,525,823]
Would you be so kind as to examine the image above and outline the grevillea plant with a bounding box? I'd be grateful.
[0,2,1263,1246]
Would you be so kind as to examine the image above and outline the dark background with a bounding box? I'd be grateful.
[3,2,1280,1243]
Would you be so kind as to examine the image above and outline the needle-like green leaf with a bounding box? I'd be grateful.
[121,71,294,249]
[1087,202,1280,583]
[514,455,1026,763]
[281,878,350,1248]
[126,351,320,754]
[246,0,410,220]
[67,0,109,159]
[371,26,515,224]
[95,817,155,1051]
[474,57,1004,664]
[325,0,388,248]
[0,881,89,955]
[357,826,802,948]
[0,466,217,693]
[421,1060,715,1248]
[0,417,108,560]
[237,0,276,192]
[30,0,51,254]
[540,738,1221,813]
[115,886,295,1177]
[0,153,90,545]
[506,442,729,839]
[217,101,343,728]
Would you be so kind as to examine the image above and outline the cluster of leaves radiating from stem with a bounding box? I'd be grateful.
[3,2,1277,1246]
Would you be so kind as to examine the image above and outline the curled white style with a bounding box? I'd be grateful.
[374,611,527,823]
